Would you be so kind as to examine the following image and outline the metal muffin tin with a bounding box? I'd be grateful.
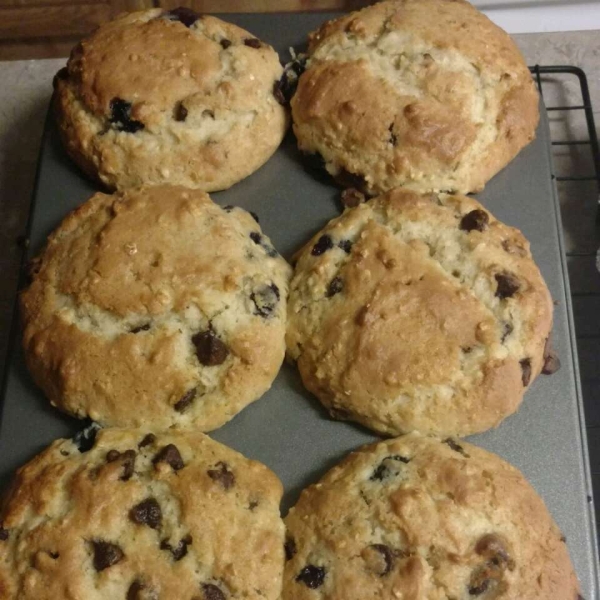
[0,12,597,598]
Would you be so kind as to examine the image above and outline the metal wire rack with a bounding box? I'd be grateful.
[530,65,600,227]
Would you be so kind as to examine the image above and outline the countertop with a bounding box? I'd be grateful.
[0,28,599,527]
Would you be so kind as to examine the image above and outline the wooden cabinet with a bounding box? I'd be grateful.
[0,0,371,60]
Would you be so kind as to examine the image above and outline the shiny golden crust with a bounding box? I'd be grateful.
[20,186,291,430]
[286,189,553,437]
[291,0,539,195]
[0,428,284,600]
[54,8,287,191]
[284,434,580,600]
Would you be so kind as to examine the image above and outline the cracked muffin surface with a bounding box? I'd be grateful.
[283,433,580,600]
[20,185,291,430]
[54,8,288,191]
[0,428,285,600]
[291,0,538,195]
[286,189,553,437]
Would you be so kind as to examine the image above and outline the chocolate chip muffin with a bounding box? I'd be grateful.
[21,186,291,430]
[291,0,539,195]
[54,8,288,191]
[286,189,554,437]
[0,427,285,600]
[284,433,580,600]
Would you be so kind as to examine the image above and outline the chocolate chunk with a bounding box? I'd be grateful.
[285,538,297,561]
[251,283,280,318]
[335,169,367,193]
[202,583,226,600]
[542,337,561,375]
[130,323,150,334]
[494,272,520,299]
[174,388,196,413]
[174,102,188,122]
[273,80,286,105]
[363,544,393,576]
[130,498,162,529]
[0,527,8,541]
[460,209,489,233]
[443,438,469,456]
[91,541,124,571]
[338,239,353,254]
[153,444,184,471]
[161,534,192,561]
[296,565,326,589]
[501,322,513,343]
[388,123,397,146]
[192,330,229,366]
[520,358,532,386]
[109,98,144,133]
[207,461,235,490]
[341,188,365,209]
[244,38,262,48]
[249,232,278,257]
[370,455,410,481]
[312,235,333,256]
[326,277,344,298]
[164,7,200,27]
[220,38,232,49]
[138,433,156,448]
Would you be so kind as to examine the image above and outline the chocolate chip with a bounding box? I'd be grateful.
[363,544,393,576]
[109,98,144,133]
[312,235,333,256]
[285,538,297,561]
[161,534,192,561]
[153,444,184,471]
[0,527,8,541]
[296,565,326,589]
[244,38,262,48]
[443,438,469,456]
[105,449,136,480]
[338,239,353,254]
[273,80,286,105]
[542,337,561,375]
[326,277,344,298]
[520,358,532,386]
[138,433,156,448]
[130,498,162,529]
[202,583,226,600]
[341,188,365,208]
[164,7,200,27]
[249,232,277,257]
[192,330,229,366]
[501,322,513,343]
[468,579,490,596]
[91,541,124,571]
[460,209,489,233]
[174,388,196,413]
[370,455,410,481]
[174,102,188,122]
[130,323,150,334]
[251,283,280,318]
[475,534,511,565]
[220,38,232,49]
[494,272,520,299]
[335,169,367,193]
[388,123,397,146]
[127,580,146,600]
[207,461,235,490]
